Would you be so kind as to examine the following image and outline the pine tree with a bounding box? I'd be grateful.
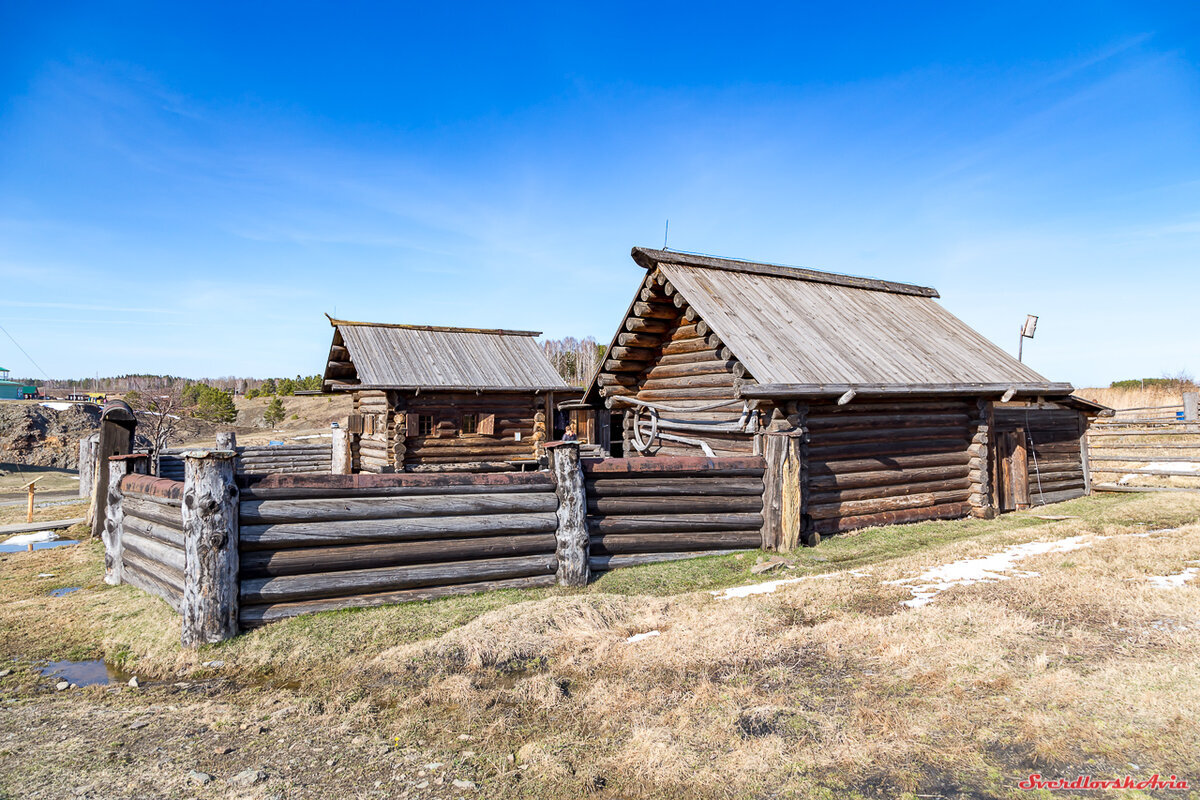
[264,396,285,427]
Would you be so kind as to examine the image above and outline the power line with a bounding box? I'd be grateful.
[0,322,51,380]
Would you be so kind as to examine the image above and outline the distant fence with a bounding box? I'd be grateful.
[1088,392,1200,493]
[101,445,765,645]
[158,442,333,480]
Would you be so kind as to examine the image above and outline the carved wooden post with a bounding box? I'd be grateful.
[548,442,588,586]
[331,423,351,474]
[103,454,149,586]
[181,450,239,646]
[78,433,99,499]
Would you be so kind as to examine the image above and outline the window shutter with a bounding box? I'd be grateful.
[405,412,419,436]
[479,413,495,436]
[347,414,364,434]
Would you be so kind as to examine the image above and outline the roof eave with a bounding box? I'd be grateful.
[739,382,1076,399]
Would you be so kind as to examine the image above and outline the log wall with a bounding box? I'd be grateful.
[159,443,334,480]
[596,270,765,458]
[354,390,392,473]
[805,398,979,534]
[118,474,187,611]
[993,403,1087,505]
[235,471,561,626]
[582,456,765,570]
[392,391,543,470]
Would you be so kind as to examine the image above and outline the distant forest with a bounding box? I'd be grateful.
[23,336,609,393]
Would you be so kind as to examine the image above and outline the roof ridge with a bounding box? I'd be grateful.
[631,247,939,298]
[325,314,542,337]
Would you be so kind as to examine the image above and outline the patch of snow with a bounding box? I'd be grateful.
[4,530,59,545]
[712,568,872,600]
[1118,462,1200,484]
[887,536,1095,608]
[289,434,331,440]
[1146,561,1200,589]
[624,630,661,643]
[40,402,73,411]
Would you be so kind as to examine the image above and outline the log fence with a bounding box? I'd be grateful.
[102,444,765,645]
[158,438,334,480]
[1087,392,1200,494]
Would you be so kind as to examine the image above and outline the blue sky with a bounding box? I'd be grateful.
[1,2,1198,386]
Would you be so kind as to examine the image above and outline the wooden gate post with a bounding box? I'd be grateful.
[78,433,100,499]
[89,402,137,539]
[331,423,352,474]
[103,454,149,586]
[548,441,589,586]
[1185,392,1199,423]
[216,431,237,451]
[181,450,240,646]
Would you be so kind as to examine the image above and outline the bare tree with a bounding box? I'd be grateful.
[125,387,185,472]
[541,336,606,387]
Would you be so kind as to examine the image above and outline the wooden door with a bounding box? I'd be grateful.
[994,429,1030,512]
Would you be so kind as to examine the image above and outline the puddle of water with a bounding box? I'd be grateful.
[48,587,81,597]
[40,659,132,687]
[0,539,79,554]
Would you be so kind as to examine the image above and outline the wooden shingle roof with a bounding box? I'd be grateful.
[322,317,568,392]
[586,248,1073,401]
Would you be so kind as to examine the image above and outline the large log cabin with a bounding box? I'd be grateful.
[322,317,568,472]
[583,248,1106,540]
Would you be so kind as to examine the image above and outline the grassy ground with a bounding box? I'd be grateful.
[2,492,1199,799]
[0,464,80,495]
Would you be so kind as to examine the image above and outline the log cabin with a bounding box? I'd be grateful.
[582,247,1107,540]
[321,317,569,472]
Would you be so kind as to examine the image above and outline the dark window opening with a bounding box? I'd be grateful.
[461,413,478,434]
[418,415,434,437]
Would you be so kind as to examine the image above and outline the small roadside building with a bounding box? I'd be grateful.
[583,247,1105,540]
[321,317,569,472]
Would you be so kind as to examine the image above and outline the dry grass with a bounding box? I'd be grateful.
[2,492,1199,798]
[1075,385,1189,412]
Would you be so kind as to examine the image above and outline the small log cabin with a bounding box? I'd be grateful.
[322,317,569,472]
[583,247,1106,539]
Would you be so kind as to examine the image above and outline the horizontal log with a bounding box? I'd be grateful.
[808,489,971,521]
[241,553,558,604]
[120,474,184,501]
[240,534,557,578]
[813,501,973,534]
[587,495,762,515]
[587,513,763,534]
[1087,455,1200,463]
[122,530,186,573]
[609,346,656,361]
[241,512,559,550]
[241,482,552,500]
[661,337,714,356]
[657,348,726,366]
[807,437,970,461]
[640,374,737,391]
[122,513,185,548]
[1086,466,1200,477]
[583,456,764,474]
[585,476,764,497]
[641,360,740,380]
[1091,483,1200,493]
[590,531,762,555]
[635,387,740,401]
[617,332,663,348]
[241,492,558,525]
[604,359,649,373]
[121,558,183,612]
[809,451,971,477]
[120,488,182,509]
[806,413,972,431]
[807,475,972,504]
[1030,488,1086,505]
[239,573,558,627]
[632,302,678,319]
[590,550,748,571]
[809,425,969,446]
[625,317,672,334]
[241,471,553,491]
[121,497,185,531]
